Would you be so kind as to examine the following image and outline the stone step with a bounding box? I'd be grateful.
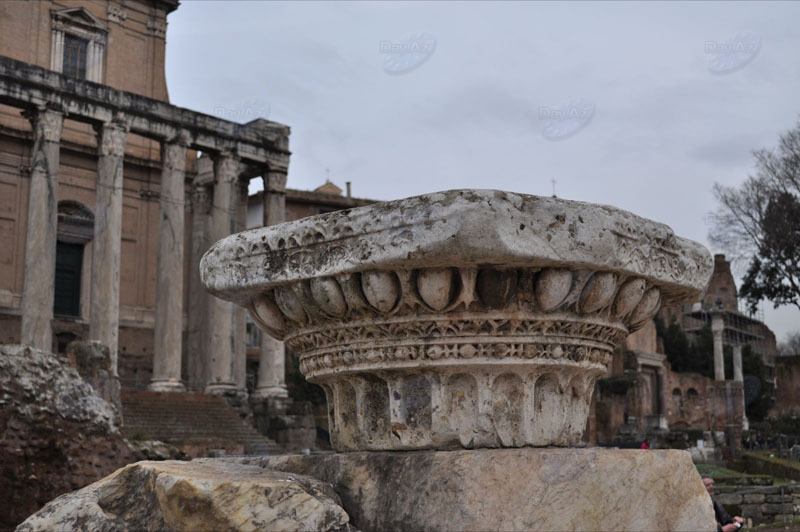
[121,390,279,452]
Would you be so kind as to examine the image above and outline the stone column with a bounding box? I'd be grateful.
[149,133,190,392]
[20,107,64,351]
[253,170,289,399]
[232,180,248,392]
[732,344,748,430]
[89,118,128,376]
[187,178,212,390]
[711,312,725,382]
[205,152,240,394]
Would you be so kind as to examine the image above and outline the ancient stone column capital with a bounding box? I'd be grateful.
[24,106,64,143]
[264,170,287,193]
[161,137,189,172]
[201,189,713,451]
[711,313,725,333]
[213,151,240,184]
[97,119,129,158]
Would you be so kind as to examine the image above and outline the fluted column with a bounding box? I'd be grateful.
[90,118,128,375]
[253,169,289,399]
[149,132,190,392]
[711,312,725,382]
[205,152,240,394]
[20,106,64,351]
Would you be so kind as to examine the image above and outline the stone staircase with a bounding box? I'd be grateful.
[121,390,280,456]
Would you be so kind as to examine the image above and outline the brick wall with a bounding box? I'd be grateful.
[772,356,800,416]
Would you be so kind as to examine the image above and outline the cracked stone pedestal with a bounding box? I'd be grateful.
[199,189,717,530]
[231,448,713,531]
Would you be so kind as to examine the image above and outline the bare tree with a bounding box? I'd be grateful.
[709,118,800,313]
[779,331,800,356]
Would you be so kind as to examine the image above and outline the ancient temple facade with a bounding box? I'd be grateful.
[0,1,370,403]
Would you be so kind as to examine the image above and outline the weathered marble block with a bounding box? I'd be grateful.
[201,190,712,451]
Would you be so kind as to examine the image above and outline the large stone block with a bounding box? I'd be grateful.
[765,493,786,503]
[17,460,354,532]
[743,493,766,504]
[225,447,715,532]
[717,493,743,505]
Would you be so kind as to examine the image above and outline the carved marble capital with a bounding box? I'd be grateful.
[25,107,64,143]
[214,152,240,184]
[98,119,129,158]
[264,171,287,193]
[161,132,190,173]
[201,189,713,451]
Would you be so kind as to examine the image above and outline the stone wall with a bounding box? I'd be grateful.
[716,482,800,526]
[665,369,712,429]
[593,348,719,443]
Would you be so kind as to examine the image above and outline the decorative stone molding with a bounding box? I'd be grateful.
[107,6,127,23]
[50,8,108,83]
[146,19,167,39]
[201,190,713,451]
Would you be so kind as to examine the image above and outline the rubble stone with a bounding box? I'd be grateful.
[0,344,138,529]
[17,460,355,532]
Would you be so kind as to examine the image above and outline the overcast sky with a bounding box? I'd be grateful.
[165,1,800,342]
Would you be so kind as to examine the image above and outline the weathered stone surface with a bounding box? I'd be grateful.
[19,107,62,351]
[150,136,188,393]
[129,440,188,461]
[89,119,128,375]
[717,493,743,505]
[744,493,766,504]
[201,189,713,451]
[0,344,139,530]
[18,460,354,532]
[231,448,715,532]
[65,340,121,415]
[202,190,711,303]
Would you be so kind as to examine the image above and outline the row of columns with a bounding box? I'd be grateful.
[186,156,289,398]
[197,160,289,398]
[18,104,289,400]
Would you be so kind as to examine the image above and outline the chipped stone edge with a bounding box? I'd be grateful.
[201,189,713,307]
